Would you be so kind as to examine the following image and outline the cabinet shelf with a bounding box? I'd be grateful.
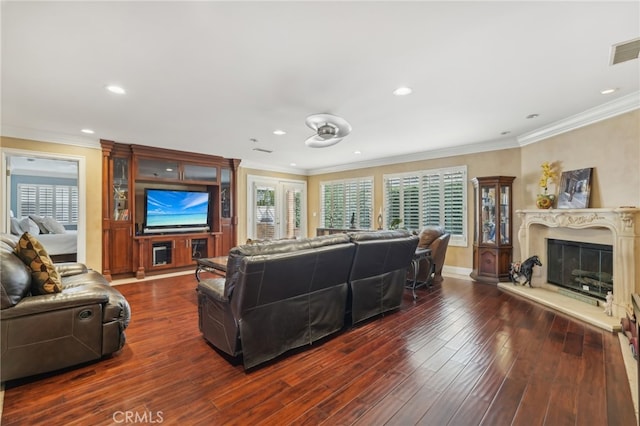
[470,176,515,283]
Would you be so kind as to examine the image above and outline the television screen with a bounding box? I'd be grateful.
[145,189,210,229]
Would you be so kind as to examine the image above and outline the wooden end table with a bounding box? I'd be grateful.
[195,256,228,282]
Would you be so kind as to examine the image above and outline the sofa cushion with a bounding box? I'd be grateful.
[14,232,63,295]
[418,226,445,248]
[0,250,32,309]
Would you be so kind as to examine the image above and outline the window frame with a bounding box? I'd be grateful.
[16,182,79,226]
[320,177,374,230]
[383,165,467,247]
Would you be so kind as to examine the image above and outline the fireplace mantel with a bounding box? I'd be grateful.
[514,207,640,324]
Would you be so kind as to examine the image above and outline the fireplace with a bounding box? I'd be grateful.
[547,238,613,301]
[498,208,640,331]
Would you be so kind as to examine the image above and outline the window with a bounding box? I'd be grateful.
[17,183,79,225]
[320,177,373,229]
[384,166,467,246]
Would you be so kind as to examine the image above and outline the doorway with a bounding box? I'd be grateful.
[1,148,86,263]
[247,176,307,241]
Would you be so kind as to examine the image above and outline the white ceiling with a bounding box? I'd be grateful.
[2,1,639,175]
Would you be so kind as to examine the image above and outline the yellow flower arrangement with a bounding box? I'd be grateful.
[538,161,556,194]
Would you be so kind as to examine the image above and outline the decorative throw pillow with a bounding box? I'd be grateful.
[42,217,66,234]
[13,232,62,295]
[29,215,50,234]
[19,217,41,235]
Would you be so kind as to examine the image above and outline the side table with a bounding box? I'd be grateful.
[195,256,228,282]
[407,247,432,300]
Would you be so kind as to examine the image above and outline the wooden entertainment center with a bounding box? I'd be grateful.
[101,140,240,280]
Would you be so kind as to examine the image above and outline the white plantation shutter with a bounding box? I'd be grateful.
[38,186,54,217]
[55,186,71,222]
[16,183,79,226]
[385,177,401,228]
[443,169,465,237]
[402,175,420,230]
[383,166,467,246]
[17,184,37,216]
[422,173,441,227]
[321,178,373,229]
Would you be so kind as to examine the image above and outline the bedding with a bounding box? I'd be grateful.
[33,231,78,256]
[9,216,77,256]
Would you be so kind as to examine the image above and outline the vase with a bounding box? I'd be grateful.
[536,193,555,209]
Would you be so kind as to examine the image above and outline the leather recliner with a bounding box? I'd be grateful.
[197,234,356,369]
[348,230,419,324]
[0,234,131,382]
[414,226,451,285]
[198,231,420,369]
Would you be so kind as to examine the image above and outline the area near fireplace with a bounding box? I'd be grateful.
[498,208,640,332]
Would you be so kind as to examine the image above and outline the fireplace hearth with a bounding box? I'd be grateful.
[498,208,640,331]
[547,238,613,301]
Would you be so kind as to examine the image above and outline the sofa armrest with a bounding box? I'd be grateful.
[1,287,109,319]
[197,278,228,302]
[55,262,89,277]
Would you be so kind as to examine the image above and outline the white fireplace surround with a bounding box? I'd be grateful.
[514,208,640,322]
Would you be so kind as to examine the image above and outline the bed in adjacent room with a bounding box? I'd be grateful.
[9,215,78,262]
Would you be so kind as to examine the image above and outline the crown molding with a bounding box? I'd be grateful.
[306,137,521,176]
[1,125,101,149]
[4,91,638,176]
[517,91,640,146]
[239,159,306,176]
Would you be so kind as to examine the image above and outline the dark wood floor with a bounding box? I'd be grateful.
[2,274,636,425]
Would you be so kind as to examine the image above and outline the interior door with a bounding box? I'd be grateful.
[247,176,307,241]
[282,183,304,239]
[2,150,84,262]
[252,181,278,240]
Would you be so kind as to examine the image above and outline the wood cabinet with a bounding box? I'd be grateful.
[101,140,240,280]
[101,142,134,280]
[470,176,515,284]
[134,233,212,277]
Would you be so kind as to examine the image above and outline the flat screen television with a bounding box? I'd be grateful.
[143,188,210,234]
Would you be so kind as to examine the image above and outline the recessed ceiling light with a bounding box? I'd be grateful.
[105,85,126,95]
[354,150,362,155]
[393,86,412,96]
[526,113,540,119]
[166,168,173,172]
[290,162,297,167]
[81,129,95,134]
[600,88,618,95]
[273,129,286,135]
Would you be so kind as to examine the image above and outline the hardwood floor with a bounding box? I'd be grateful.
[2,274,636,425]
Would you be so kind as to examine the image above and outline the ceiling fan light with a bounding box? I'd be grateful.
[304,113,352,148]
[305,135,343,148]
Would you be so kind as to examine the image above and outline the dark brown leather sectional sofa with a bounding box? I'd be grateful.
[0,233,130,382]
[197,230,418,369]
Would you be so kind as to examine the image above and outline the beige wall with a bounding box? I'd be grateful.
[3,109,637,274]
[1,136,103,270]
[520,110,640,209]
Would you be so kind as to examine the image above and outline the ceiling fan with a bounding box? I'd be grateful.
[304,113,352,148]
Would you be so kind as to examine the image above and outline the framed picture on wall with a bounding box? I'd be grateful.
[557,167,593,209]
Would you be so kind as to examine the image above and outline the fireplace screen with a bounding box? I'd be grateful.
[547,239,613,300]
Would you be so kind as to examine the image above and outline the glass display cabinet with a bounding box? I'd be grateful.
[470,176,515,283]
